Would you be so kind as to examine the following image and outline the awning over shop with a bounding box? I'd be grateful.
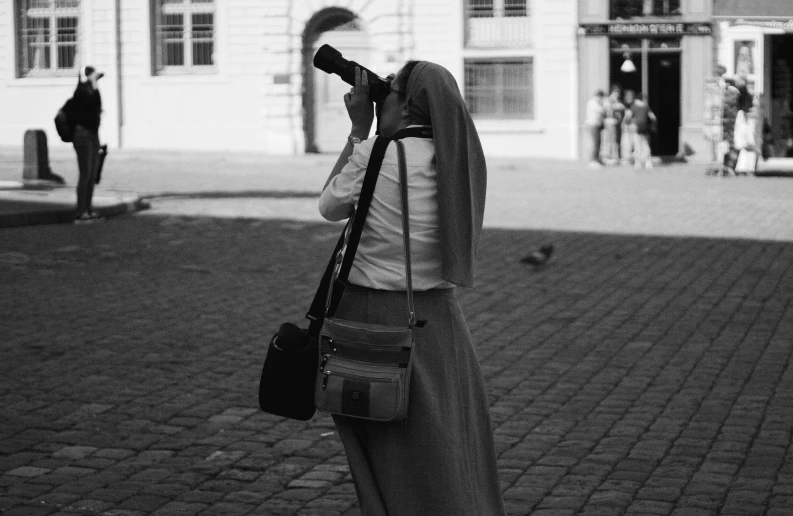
[713,0,793,18]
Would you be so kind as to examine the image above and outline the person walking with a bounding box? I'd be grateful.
[318,63,506,515]
[585,90,606,167]
[625,92,655,169]
[70,65,104,222]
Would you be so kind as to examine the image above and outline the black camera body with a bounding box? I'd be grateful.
[313,44,391,103]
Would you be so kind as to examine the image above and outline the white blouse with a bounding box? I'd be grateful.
[319,135,453,291]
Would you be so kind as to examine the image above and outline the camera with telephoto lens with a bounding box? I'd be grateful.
[313,44,391,103]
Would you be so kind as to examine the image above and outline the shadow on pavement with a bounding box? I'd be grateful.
[1,214,791,515]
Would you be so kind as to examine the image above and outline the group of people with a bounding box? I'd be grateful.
[586,86,657,169]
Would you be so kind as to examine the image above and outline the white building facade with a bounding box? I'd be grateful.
[1,0,579,158]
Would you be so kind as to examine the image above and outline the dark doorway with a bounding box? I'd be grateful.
[768,35,793,157]
[648,53,681,156]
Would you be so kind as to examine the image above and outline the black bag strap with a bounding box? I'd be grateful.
[305,127,432,334]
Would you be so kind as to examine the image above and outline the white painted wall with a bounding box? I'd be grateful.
[469,0,579,158]
[0,0,580,158]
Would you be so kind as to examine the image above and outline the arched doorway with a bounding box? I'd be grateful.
[302,8,369,153]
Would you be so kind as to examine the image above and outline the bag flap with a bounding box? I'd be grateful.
[322,317,412,348]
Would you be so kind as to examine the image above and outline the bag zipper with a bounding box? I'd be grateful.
[323,336,412,352]
[321,369,399,389]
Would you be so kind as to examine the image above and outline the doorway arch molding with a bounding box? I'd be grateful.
[300,6,365,152]
[272,1,409,154]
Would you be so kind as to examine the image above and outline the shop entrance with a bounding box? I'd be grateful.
[610,38,681,157]
[767,34,793,157]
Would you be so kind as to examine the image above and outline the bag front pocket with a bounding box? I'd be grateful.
[315,356,408,422]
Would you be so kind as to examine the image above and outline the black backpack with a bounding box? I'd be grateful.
[54,98,75,143]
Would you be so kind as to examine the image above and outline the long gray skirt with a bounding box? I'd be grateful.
[331,286,506,516]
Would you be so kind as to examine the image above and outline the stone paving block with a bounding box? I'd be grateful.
[301,495,356,512]
[118,494,171,513]
[5,466,52,477]
[197,501,257,515]
[52,466,96,477]
[151,501,208,516]
[0,497,25,512]
[625,499,674,515]
[30,492,81,509]
[274,488,325,502]
[51,446,97,460]
[86,488,136,503]
[669,509,714,516]
[0,505,57,516]
[94,448,137,460]
[63,498,115,512]
[254,498,306,515]
[175,490,225,505]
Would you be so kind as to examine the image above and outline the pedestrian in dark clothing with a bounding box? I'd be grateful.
[70,65,104,222]
[625,92,655,169]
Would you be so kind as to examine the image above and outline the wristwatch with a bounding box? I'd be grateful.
[348,135,363,145]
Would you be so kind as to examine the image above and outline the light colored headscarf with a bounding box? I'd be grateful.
[405,62,487,287]
[78,65,92,84]
[78,65,103,88]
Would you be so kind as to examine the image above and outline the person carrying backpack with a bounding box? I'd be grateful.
[69,65,104,222]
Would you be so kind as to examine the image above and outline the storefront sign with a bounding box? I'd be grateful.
[729,18,793,31]
[578,23,712,37]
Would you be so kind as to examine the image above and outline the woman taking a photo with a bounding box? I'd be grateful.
[319,61,505,515]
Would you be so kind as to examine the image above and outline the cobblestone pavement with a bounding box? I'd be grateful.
[4,146,793,240]
[2,211,793,516]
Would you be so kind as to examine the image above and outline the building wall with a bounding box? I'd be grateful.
[0,0,121,151]
[0,0,579,158]
[471,0,579,158]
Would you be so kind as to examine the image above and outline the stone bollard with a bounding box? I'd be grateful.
[22,129,64,184]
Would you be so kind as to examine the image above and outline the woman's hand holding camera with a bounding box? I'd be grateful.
[345,67,374,139]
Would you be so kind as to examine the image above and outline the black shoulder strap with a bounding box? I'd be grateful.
[305,127,433,334]
[306,135,391,333]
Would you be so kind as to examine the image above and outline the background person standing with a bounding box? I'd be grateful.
[603,86,625,164]
[70,65,104,222]
[625,92,655,169]
[585,90,606,167]
[621,89,636,165]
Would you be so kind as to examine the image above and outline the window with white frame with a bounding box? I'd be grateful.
[464,0,531,48]
[152,0,215,74]
[464,59,534,119]
[465,0,527,19]
[16,0,80,78]
[610,0,681,19]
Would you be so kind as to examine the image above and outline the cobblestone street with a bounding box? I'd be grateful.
[3,148,793,515]
[2,209,792,515]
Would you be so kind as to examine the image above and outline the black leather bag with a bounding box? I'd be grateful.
[257,323,319,421]
[257,127,432,421]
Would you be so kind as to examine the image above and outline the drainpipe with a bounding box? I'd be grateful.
[115,0,124,147]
